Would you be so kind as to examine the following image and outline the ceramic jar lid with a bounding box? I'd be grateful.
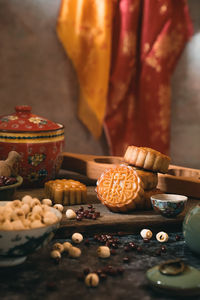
[0,105,64,132]
[146,263,200,296]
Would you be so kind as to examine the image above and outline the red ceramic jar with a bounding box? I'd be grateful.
[0,106,65,188]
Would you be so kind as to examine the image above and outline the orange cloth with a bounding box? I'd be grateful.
[57,0,114,138]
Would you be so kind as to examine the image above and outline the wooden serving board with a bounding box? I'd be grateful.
[60,152,200,198]
[57,200,199,237]
[15,187,200,237]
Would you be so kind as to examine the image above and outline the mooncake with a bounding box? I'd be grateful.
[45,179,87,205]
[96,165,144,213]
[134,169,158,190]
[124,146,170,174]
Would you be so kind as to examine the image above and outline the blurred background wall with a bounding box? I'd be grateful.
[0,0,200,168]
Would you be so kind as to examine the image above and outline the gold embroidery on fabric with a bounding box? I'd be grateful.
[122,32,136,56]
[111,81,128,110]
[154,30,183,59]
[129,3,136,12]
[145,57,161,72]
[78,25,103,46]
[110,68,134,110]
[145,29,183,72]
[158,84,171,133]
[144,43,150,53]
[148,85,170,145]
[129,0,140,13]
[160,5,167,14]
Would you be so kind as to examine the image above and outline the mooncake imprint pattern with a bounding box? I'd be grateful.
[96,165,144,212]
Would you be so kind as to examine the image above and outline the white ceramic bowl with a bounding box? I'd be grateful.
[0,202,62,267]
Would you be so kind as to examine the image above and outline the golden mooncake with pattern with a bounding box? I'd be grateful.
[45,179,87,205]
[96,165,144,213]
[124,146,170,174]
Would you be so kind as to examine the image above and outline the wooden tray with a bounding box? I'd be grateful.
[15,152,200,237]
[14,187,200,237]
[56,200,199,237]
[158,165,200,198]
[60,152,200,198]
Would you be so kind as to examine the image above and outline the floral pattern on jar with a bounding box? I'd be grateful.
[1,116,19,122]
[29,117,47,125]
[38,169,48,179]
[0,106,65,188]
[28,153,46,167]
[27,168,48,182]
[27,171,39,182]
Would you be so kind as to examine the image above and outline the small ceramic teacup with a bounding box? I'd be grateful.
[151,194,188,218]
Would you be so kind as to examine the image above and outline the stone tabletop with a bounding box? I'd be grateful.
[2,180,200,300]
[0,232,200,300]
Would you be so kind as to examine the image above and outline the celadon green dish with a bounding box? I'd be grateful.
[146,264,200,296]
[183,204,200,255]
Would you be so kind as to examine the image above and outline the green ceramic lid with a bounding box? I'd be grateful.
[146,264,200,296]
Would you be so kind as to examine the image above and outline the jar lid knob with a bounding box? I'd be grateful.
[15,105,32,113]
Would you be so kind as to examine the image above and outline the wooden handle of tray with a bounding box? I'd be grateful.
[60,152,123,179]
[158,164,200,198]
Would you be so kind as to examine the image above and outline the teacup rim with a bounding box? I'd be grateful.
[150,193,188,203]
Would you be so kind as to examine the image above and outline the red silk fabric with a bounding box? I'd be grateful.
[104,0,193,156]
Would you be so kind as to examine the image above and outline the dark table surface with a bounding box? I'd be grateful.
[0,232,200,300]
